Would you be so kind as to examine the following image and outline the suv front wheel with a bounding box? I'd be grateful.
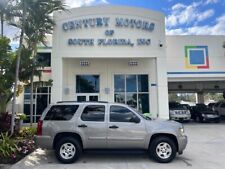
[55,137,82,164]
[149,136,177,163]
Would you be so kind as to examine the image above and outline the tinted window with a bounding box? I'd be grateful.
[76,75,100,93]
[169,102,186,109]
[114,75,125,92]
[37,53,51,67]
[138,75,148,92]
[126,75,137,92]
[81,105,105,121]
[44,105,79,120]
[110,105,140,123]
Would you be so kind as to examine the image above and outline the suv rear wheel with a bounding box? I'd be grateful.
[149,136,177,163]
[55,137,82,163]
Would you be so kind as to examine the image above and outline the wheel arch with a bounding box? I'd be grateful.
[53,132,83,150]
[149,133,178,152]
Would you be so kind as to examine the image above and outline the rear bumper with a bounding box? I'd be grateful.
[178,135,188,154]
[34,135,53,149]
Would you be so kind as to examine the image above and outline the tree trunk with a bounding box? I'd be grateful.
[30,69,34,126]
[30,45,37,126]
[11,29,24,135]
[0,13,3,37]
[11,0,26,136]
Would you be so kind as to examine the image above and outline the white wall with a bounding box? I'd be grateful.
[51,6,169,118]
[62,58,159,118]
[166,35,225,81]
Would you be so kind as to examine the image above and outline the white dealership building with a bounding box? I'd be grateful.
[16,6,225,122]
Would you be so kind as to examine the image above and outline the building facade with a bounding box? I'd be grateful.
[14,6,225,122]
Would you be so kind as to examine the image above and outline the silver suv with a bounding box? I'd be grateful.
[35,101,187,163]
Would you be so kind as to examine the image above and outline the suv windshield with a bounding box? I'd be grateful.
[169,103,187,110]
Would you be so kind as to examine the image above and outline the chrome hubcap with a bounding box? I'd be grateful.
[156,142,172,159]
[60,143,76,160]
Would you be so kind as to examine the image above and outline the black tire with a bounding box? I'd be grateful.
[215,118,220,123]
[149,136,177,163]
[55,137,82,164]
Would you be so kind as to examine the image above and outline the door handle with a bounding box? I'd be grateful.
[109,125,119,129]
[78,124,87,128]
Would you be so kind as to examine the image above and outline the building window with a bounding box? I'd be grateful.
[114,75,149,113]
[37,53,51,67]
[76,75,99,93]
[23,86,51,123]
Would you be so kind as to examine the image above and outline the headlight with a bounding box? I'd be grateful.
[202,114,207,117]
[179,126,185,136]
[170,110,176,115]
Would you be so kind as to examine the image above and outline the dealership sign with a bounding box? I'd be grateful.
[62,17,155,47]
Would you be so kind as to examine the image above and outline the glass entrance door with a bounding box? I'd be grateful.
[76,75,100,102]
[77,94,99,102]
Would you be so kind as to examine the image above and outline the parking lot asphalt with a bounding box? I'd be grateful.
[10,122,225,169]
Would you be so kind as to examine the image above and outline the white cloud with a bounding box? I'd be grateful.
[0,23,20,41]
[166,2,214,28]
[64,0,108,8]
[166,14,225,35]
[205,0,219,5]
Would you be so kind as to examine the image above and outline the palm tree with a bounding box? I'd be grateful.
[24,0,65,126]
[10,0,65,134]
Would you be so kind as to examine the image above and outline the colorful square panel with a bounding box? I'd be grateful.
[185,46,209,69]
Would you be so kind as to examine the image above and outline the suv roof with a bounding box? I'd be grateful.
[56,101,108,104]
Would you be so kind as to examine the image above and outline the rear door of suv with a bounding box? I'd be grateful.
[76,103,107,148]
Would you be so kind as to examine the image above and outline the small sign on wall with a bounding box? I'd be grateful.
[185,46,209,69]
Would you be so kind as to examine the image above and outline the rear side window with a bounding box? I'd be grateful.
[44,105,79,120]
[81,105,105,122]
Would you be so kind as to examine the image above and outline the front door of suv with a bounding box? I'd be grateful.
[77,104,107,148]
[107,105,147,149]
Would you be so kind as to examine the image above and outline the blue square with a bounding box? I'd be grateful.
[189,50,205,65]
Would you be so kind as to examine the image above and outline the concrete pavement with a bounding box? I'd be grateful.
[10,123,225,169]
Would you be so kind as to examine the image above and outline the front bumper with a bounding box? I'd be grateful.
[202,115,220,121]
[178,135,188,154]
[170,115,191,121]
[34,135,53,149]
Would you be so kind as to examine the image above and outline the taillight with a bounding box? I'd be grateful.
[37,120,43,136]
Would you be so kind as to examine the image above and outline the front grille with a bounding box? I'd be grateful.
[175,110,188,115]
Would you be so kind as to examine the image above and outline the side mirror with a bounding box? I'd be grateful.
[130,116,140,123]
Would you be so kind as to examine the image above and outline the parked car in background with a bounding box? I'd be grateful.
[207,102,215,110]
[191,103,220,123]
[213,101,225,116]
[169,102,191,122]
[35,101,188,164]
[180,104,191,111]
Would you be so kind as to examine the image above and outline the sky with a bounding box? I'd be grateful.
[2,0,225,45]
[63,0,225,35]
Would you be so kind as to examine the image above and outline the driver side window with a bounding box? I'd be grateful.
[110,105,140,123]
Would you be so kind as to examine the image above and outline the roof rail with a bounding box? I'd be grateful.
[56,101,108,103]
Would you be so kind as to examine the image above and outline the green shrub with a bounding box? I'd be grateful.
[18,127,36,139]
[0,132,18,158]
[17,113,27,120]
